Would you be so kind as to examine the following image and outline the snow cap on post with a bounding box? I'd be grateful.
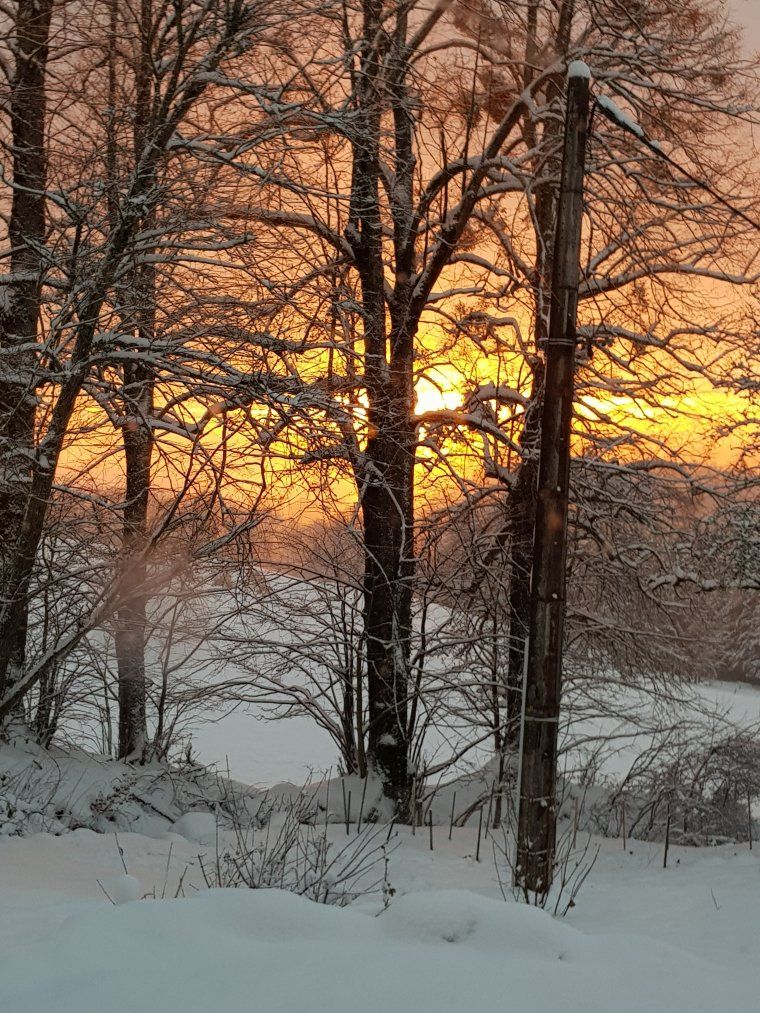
[567,60,591,80]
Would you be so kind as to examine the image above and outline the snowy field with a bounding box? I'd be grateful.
[190,678,760,786]
[1,823,759,1012]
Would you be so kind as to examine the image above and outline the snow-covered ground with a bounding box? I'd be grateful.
[2,680,759,1011]
[1,823,758,1012]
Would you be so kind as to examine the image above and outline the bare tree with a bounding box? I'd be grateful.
[0,0,292,723]
[0,0,54,704]
[232,0,757,819]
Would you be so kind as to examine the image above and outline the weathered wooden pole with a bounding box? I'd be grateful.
[515,62,591,896]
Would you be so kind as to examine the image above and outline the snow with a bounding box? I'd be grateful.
[0,827,759,1012]
[596,94,645,139]
[192,708,337,786]
[172,811,218,845]
[568,60,591,80]
[3,670,759,1011]
[0,736,203,837]
[104,873,142,904]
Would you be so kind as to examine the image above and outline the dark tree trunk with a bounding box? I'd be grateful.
[362,365,415,816]
[0,0,53,714]
[115,349,154,759]
[348,2,416,817]
[33,667,57,746]
[114,0,155,760]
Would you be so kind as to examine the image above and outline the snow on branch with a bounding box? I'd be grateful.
[595,94,645,139]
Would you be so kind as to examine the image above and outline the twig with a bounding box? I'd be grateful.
[97,879,115,905]
[114,833,129,875]
[161,841,174,899]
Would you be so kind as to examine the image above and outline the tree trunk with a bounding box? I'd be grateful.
[350,1,415,817]
[115,350,154,759]
[114,0,154,760]
[0,0,53,716]
[362,372,415,817]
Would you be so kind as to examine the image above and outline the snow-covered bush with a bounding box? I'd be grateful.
[585,725,760,846]
[200,785,397,906]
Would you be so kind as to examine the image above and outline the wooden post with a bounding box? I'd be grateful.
[663,803,671,869]
[357,776,368,835]
[748,788,753,851]
[515,62,591,897]
[449,791,457,841]
[621,798,627,851]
